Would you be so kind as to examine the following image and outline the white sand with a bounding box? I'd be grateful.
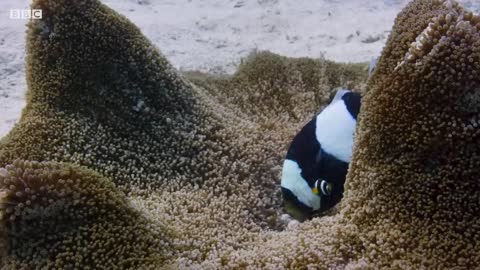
[0,0,478,138]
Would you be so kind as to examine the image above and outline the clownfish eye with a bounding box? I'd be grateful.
[313,179,333,196]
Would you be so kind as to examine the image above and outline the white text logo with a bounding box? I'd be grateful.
[10,9,42,20]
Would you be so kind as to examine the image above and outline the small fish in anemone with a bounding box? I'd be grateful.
[281,89,361,221]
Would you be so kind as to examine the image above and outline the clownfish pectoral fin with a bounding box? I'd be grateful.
[315,149,322,164]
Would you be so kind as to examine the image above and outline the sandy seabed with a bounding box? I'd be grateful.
[2,0,478,138]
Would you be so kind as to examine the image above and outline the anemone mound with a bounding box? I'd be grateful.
[0,0,479,268]
[0,160,168,268]
[187,51,366,124]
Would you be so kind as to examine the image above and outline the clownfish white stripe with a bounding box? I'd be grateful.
[320,180,329,196]
[281,159,321,210]
[315,98,356,163]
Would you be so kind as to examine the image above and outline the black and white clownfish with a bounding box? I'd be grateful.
[281,89,361,221]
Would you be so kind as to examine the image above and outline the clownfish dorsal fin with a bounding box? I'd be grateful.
[331,89,350,104]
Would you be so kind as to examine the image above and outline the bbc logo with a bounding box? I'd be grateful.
[10,9,42,20]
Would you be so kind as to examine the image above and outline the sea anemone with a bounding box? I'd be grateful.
[0,160,168,268]
[0,0,478,268]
